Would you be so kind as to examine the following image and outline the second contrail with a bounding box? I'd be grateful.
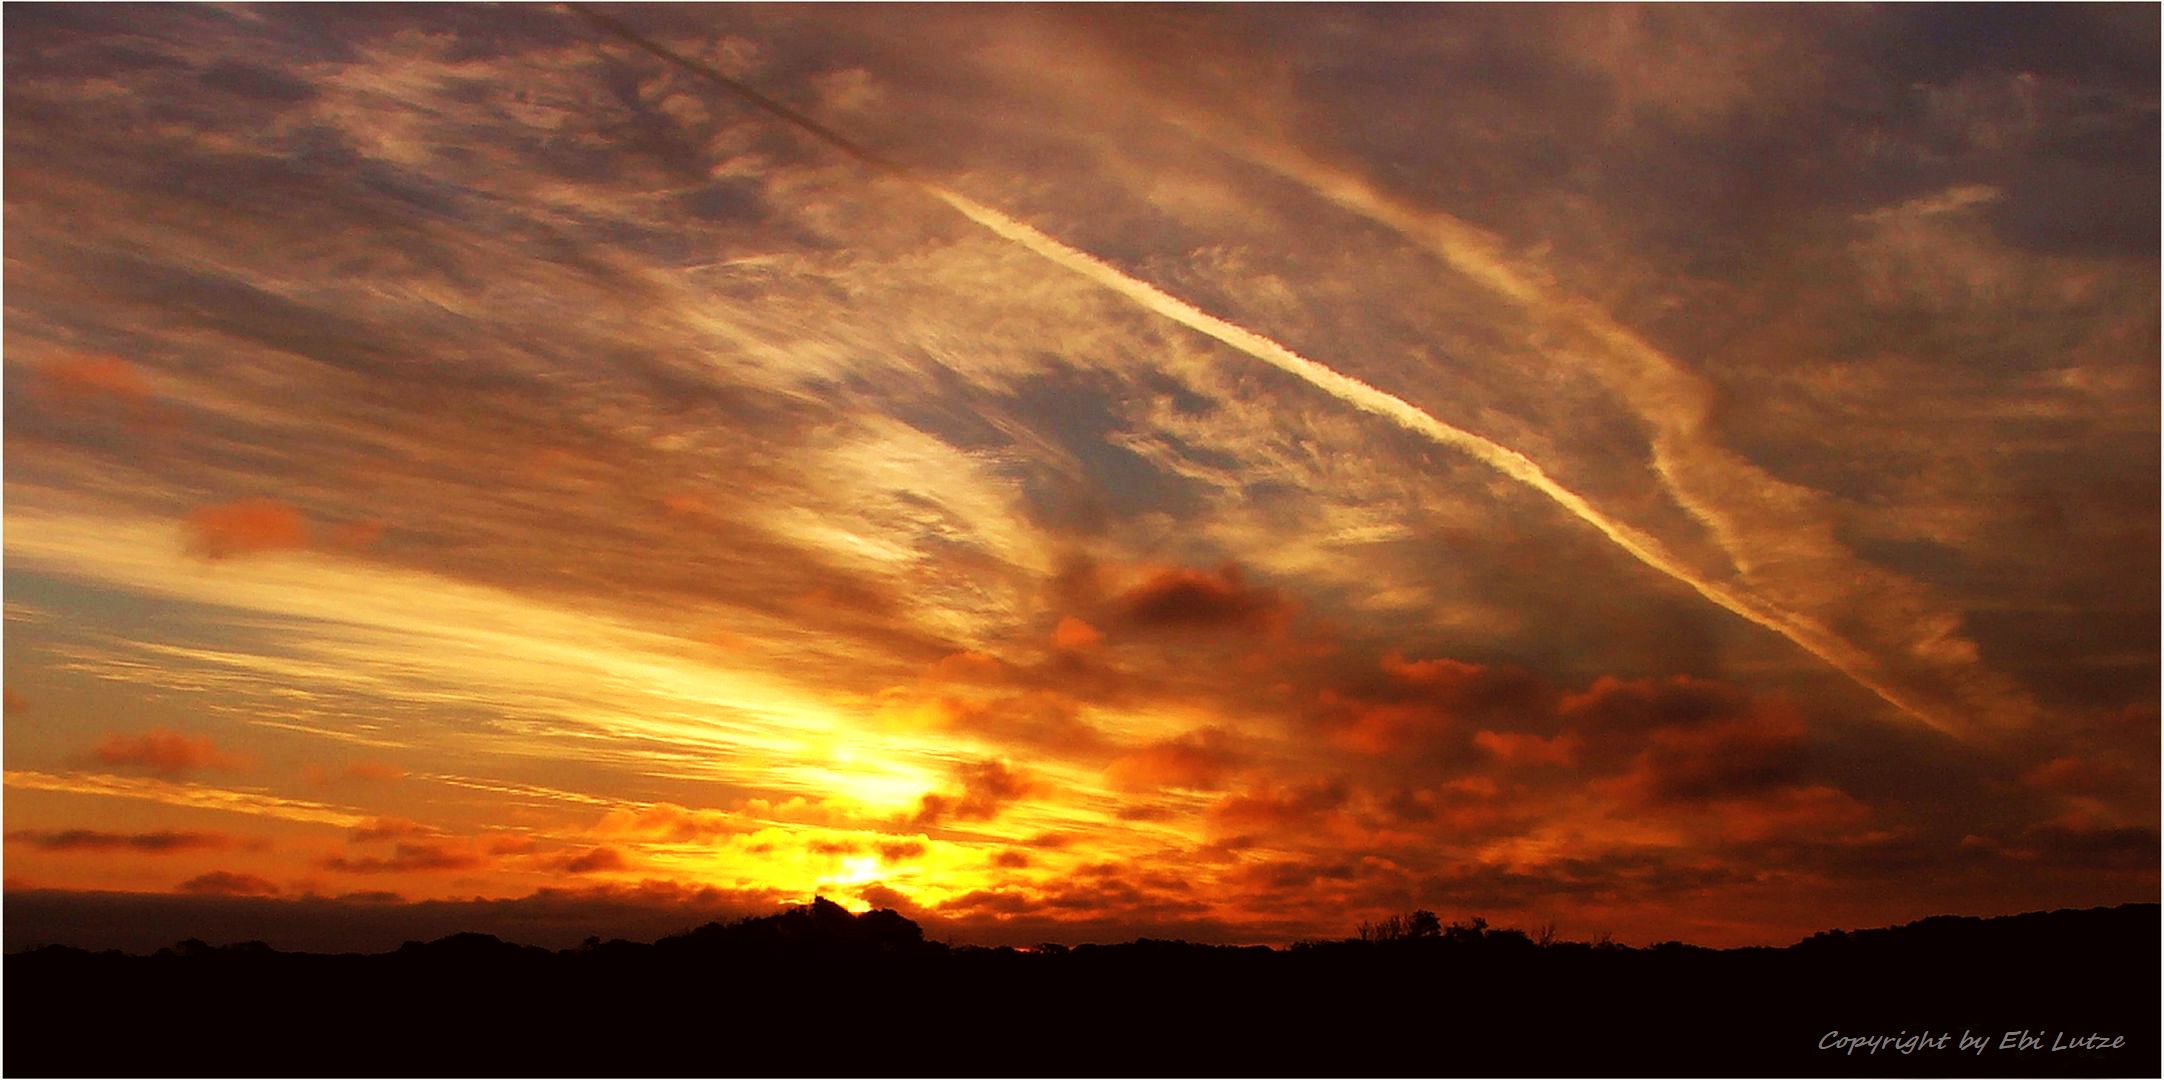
[566,5,1958,738]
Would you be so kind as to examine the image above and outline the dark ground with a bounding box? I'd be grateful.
[5,900,2156,1076]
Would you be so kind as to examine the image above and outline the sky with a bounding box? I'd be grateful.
[3,3,2157,951]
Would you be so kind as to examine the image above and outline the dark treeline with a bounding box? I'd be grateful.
[5,900,2155,1076]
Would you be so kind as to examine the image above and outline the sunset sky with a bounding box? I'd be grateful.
[4,3,2157,950]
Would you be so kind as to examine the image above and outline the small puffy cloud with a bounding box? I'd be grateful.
[1560,674,1750,738]
[812,66,883,115]
[484,833,537,856]
[1324,655,1552,755]
[1115,564,1286,632]
[1105,728,1240,791]
[552,847,627,874]
[916,691,1112,756]
[876,840,927,863]
[927,650,1011,685]
[856,883,925,916]
[8,829,237,853]
[184,499,309,560]
[1707,784,1873,844]
[911,759,1035,828]
[91,728,248,775]
[990,850,1032,869]
[1209,779,1350,835]
[349,817,439,843]
[39,354,151,405]
[320,843,483,874]
[1628,717,1806,803]
[1472,730,1579,768]
[594,803,738,843]
[1052,615,1103,651]
[936,888,1040,917]
[179,871,281,897]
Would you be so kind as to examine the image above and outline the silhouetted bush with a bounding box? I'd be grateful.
[5,899,2155,1077]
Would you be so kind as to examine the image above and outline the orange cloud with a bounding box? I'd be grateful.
[928,650,1010,684]
[1381,651,1486,686]
[39,354,151,405]
[484,833,538,856]
[1710,784,1874,844]
[91,728,249,775]
[1333,700,1452,756]
[594,803,738,843]
[1053,615,1103,650]
[303,761,407,787]
[1560,674,1748,737]
[1210,779,1350,835]
[660,492,710,516]
[1105,729,1239,791]
[1326,655,1553,755]
[912,759,1035,828]
[1472,730,1579,768]
[349,817,439,843]
[184,499,309,559]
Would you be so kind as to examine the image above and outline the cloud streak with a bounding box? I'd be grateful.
[571,6,1979,740]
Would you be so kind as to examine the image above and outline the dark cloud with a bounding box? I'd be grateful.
[178,872,282,898]
[7,830,237,854]
[1116,564,1287,632]
[911,759,1035,828]
[348,818,439,844]
[877,840,927,863]
[1625,715,1807,804]
[2013,822,2161,869]
[320,844,485,875]
[196,59,319,105]
[553,847,628,874]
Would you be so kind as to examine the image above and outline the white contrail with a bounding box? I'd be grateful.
[1176,126,2032,739]
[569,6,1969,739]
[928,189,1960,738]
